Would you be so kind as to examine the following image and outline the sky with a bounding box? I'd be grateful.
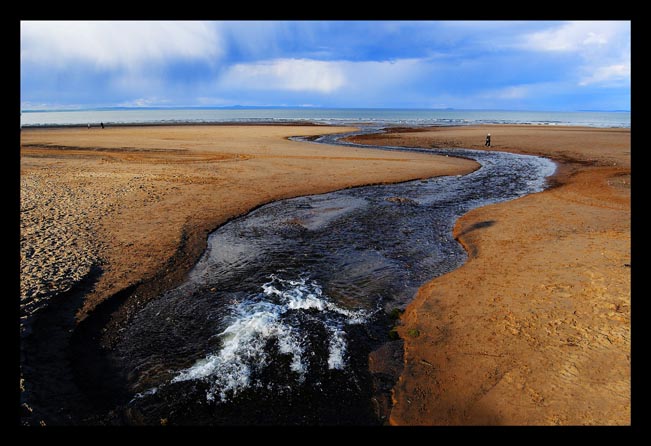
[20,20,631,111]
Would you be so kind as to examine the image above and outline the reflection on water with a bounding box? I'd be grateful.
[114,130,555,425]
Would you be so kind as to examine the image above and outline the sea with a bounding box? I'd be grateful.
[20,108,630,128]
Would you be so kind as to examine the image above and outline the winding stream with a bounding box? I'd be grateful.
[109,128,555,425]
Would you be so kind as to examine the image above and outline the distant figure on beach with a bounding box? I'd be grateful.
[100,122,104,129]
[88,123,91,129]
[485,133,491,147]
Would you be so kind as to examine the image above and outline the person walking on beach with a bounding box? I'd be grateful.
[100,122,104,129]
[485,133,491,147]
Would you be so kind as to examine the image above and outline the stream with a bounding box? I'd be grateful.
[105,128,556,425]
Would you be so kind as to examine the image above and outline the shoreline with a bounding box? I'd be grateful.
[21,121,631,132]
[346,124,630,425]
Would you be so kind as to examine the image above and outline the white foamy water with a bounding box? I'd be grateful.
[171,275,371,402]
[326,325,348,370]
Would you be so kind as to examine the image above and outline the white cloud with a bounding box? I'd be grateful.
[523,21,629,52]
[579,63,631,86]
[219,58,347,93]
[21,21,221,70]
[217,57,427,95]
[522,21,630,88]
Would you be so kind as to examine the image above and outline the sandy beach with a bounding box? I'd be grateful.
[20,124,630,425]
[347,125,631,425]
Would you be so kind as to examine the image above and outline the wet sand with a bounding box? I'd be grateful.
[347,125,631,425]
[20,125,477,330]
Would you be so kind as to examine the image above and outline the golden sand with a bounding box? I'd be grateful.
[348,125,630,425]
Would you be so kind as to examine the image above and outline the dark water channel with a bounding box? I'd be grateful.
[108,128,555,425]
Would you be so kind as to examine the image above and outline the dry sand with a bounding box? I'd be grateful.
[20,125,477,331]
[347,125,631,425]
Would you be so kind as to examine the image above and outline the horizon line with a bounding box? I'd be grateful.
[21,106,632,113]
